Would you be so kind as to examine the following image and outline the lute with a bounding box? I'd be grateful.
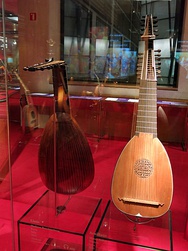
[24,59,94,194]
[14,71,38,133]
[111,15,173,218]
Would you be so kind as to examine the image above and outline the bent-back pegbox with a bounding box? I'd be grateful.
[24,59,94,194]
[111,15,173,218]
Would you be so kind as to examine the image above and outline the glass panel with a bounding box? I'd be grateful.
[62,0,185,87]
[0,1,187,250]
[0,1,17,250]
[63,0,141,84]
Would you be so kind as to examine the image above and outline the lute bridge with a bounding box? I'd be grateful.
[118,197,164,208]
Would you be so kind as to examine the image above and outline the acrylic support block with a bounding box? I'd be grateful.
[93,200,173,251]
[18,190,101,251]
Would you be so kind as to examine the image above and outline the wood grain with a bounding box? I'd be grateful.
[111,132,173,218]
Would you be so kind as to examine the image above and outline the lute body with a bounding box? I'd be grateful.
[39,112,94,194]
[111,15,173,218]
[24,59,94,194]
[111,132,173,218]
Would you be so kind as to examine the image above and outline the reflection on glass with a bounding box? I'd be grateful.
[62,0,185,86]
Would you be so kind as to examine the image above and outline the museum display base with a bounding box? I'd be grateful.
[18,190,101,251]
[93,200,173,251]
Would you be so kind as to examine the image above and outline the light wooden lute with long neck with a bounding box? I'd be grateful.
[111,15,173,218]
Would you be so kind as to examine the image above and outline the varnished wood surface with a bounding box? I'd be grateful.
[38,112,95,194]
[111,132,173,218]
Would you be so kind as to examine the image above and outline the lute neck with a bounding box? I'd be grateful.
[135,79,157,138]
[23,59,70,113]
[52,64,70,114]
[135,15,158,138]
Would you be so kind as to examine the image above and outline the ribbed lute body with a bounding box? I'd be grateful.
[24,59,94,194]
[111,15,173,218]
[38,112,94,194]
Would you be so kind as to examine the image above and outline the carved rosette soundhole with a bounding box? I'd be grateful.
[134,158,153,178]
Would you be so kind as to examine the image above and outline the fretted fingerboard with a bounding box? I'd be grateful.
[135,79,157,137]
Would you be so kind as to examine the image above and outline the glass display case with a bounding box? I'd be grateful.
[0,1,188,251]
[93,200,173,251]
[18,190,101,251]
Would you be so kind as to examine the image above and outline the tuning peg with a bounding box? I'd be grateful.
[155,58,161,62]
[156,70,161,74]
[137,59,143,62]
[45,58,54,63]
[46,66,53,70]
[155,57,161,61]
[137,64,142,68]
[153,19,158,24]
[26,67,36,72]
[156,66,161,70]
[153,16,158,24]
[137,60,142,64]
[23,67,31,71]
[155,67,161,71]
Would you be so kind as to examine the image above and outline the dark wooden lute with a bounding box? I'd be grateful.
[24,59,94,194]
[111,15,173,218]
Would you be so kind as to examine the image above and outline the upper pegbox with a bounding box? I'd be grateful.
[140,15,159,39]
[24,58,66,72]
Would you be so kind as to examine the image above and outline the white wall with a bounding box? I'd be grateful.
[18,0,60,93]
